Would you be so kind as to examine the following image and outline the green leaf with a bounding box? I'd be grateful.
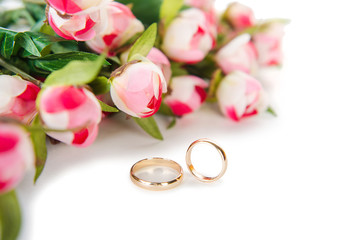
[128,23,157,61]
[0,28,17,59]
[158,101,175,116]
[266,106,277,117]
[185,54,217,79]
[30,115,48,183]
[207,69,224,100]
[167,117,176,129]
[0,190,21,240]
[98,100,119,113]
[160,0,183,27]
[43,55,105,87]
[133,116,163,140]
[24,3,46,22]
[0,27,63,59]
[28,52,109,75]
[170,62,188,77]
[0,8,35,28]
[89,76,110,95]
[50,41,79,53]
[116,0,162,26]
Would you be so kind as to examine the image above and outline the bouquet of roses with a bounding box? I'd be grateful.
[0,0,287,238]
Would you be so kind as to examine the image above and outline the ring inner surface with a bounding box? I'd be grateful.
[189,142,223,178]
[132,158,182,183]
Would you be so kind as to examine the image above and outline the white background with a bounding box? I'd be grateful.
[8,0,362,239]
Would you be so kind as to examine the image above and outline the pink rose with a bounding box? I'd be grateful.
[224,2,255,31]
[47,0,110,14]
[0,75,40,124]
[216,71,267,121]
[253,22,285,67]
[38,86,102,147]
[0,123,34,194]
[110,58,167,118]
[165,75,208,116]
[48,6,103,41]
[216,34,257,74]
[184,0,215,11]
[86,2,144,56]
[121,48,172,83]
[162,8,215,64]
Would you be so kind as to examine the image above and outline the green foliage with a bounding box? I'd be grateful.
[167,117,177,129]
[170,62,188,77]
[185,54,217,79]
[51,41,79,53]
[98,100,119,113]
[128,23,157,61]
[160,0,183,27]
[266,106,277,117]
[24,3,46,22]
[43,55,105,87]
[158,101,175,116]
[89,77,110,95]
[0,191,21,240]
[133,116,163,140]
[0,27,62,59]
[207,69,224,101]
[116,0,162,26]
[28,52,110,75]
[0,8,35,27]
[30,115,48,183]
[0,28,18,59]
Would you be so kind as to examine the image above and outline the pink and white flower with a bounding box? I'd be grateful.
[216,34,257,75]
[0,75,40,124]
[47,0,110,14]
[184,0,215,11]
[121,48,172,83]
[86,2,144,56]
[0,123,34,194]
[164,75,208,116]
[162,8,215,64]
[224,2,255,31]
[216,71,267,121]
[48,6,103,41]
[110,58,167,118]
[38,86,102,147]
[253,21,285,67]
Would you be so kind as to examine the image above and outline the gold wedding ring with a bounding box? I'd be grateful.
[130,157,184,191]
[186,138,227,182]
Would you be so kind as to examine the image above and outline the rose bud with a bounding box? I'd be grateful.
[0,75,40,124]
[86,2,144,56]
[110,58,167,118]
[121,48,172,83]
[164,75,208,116]
[253,21,285,67]
[0,123,34,194]
[216,71,267,121]
[216,34,257,75]
[47,0,110,14]
[224,2,255,31]
[38,86,102,147]
[162,8,215,64]
[184,0,215,11]
[48,6,103,41]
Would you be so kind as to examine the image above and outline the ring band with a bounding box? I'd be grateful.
[185,138,227,182]
[130,157,184,191]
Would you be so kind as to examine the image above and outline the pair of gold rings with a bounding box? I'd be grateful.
[130,138,227,191]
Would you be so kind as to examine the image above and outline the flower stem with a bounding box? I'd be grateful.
[0,57,43,87]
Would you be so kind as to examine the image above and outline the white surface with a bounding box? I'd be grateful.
[14,0,362,239]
